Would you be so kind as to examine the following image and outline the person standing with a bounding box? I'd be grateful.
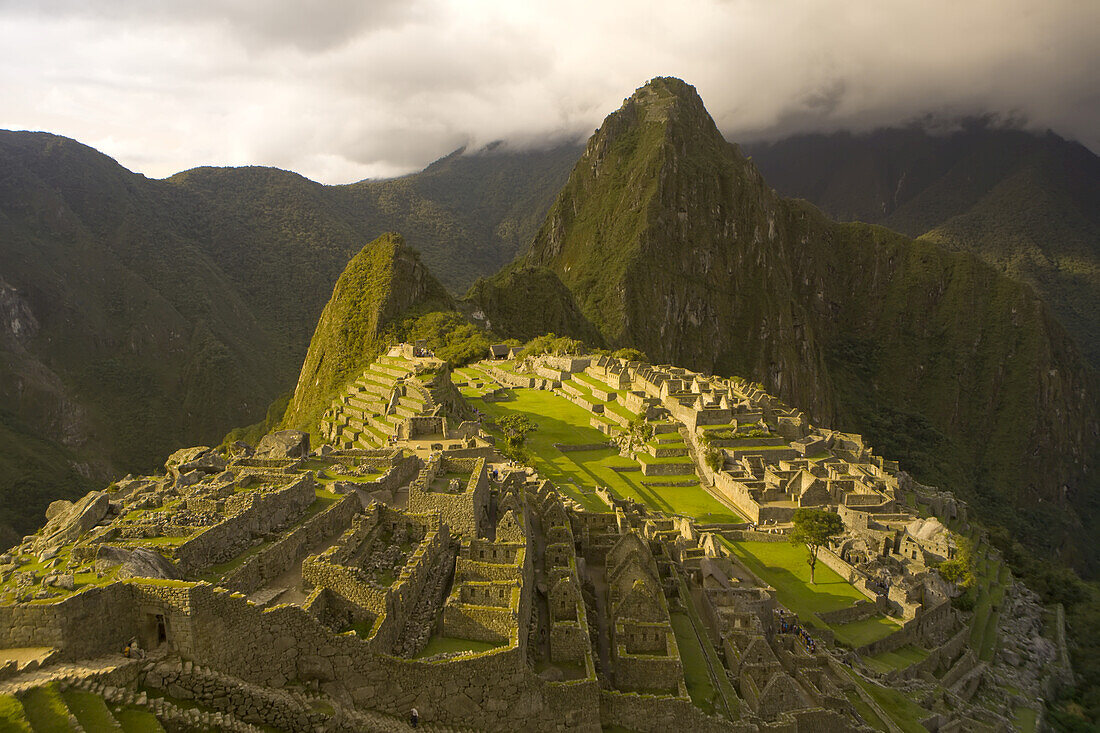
[410,708,419,728]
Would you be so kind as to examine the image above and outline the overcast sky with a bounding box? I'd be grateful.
[1,0,1096,184]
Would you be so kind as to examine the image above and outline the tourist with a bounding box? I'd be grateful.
[410,707,419,728]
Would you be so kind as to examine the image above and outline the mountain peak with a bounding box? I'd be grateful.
[283,232,453,432]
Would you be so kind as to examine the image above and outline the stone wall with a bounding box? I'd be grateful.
[407,455,489,538]
[221,493,359,594]
[0,582,139,660]
[599,689,745,733]
[174,474,316,574]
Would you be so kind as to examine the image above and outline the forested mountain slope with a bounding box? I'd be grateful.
[748,125,1100,365]
[498,77,1099,570]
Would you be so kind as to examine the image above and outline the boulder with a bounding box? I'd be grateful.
[256,430,310,459]
[95,546,182,580]
[176,470,203,488]
[228,440,254,457]
[45,500,73,521]
[179,451,226,475]
[165,446,210,478]
[33,491,110,552]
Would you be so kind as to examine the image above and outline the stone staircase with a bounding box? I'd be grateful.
[0,677,265,732]
[321,356,428,449]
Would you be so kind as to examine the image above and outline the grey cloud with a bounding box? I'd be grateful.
[0,0,1095,184]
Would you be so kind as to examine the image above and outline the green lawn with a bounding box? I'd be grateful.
[19,684,70,731]
[415,635,502,658]
[850,673,931,733]
[64,689,124,731]
[863,645,929,674]
[471,389,743,522]
[723,539,899,646]
[112,706,166,732]
[671,613,717,714]
[0,694,31,732]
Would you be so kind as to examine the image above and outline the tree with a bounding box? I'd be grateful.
[613,347,647,362]
[497,414,537,459]
[789,509,845,584]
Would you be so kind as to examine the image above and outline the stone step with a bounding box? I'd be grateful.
[369,363,410,380]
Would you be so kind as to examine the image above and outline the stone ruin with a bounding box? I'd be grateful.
[0,344,1068,732]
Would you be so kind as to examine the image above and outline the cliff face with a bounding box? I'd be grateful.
[283,233,453,432]
[749,126,1100,367]
[523,77,1100,568]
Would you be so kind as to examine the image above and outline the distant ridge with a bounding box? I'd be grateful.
[504,77,1100,570]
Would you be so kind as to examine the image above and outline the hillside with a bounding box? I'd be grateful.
[282,233,454,433]
[507,77,1100,570]
[0,132,573,546]
[747,125,1100,365]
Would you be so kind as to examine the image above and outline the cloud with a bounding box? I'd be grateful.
[0,0,1095,183]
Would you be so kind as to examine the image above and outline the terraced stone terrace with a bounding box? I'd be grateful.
[0,344,1059,732]
[469,386,743,522]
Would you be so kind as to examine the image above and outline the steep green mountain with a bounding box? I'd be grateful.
[282,233,454,433]
[464,264,604,345]
[0,132,573,546]
[512,77,1100,570]
[747,126,1100,365]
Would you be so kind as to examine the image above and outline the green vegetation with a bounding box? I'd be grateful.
[64,689,125,731]
[789,509,846,584]
[862,645,929,675]
[388,310,492,367]
[222,391,292,447]
[671,612,717,714]
[472,388,742,522]
[465,266,604,345]
[0,694,31,732]
[282,233,454,434]
[849,672,931,733]
[496,413,538,461]
[723,539,898,647]
[18,684,70,731]
[112,706,166,732]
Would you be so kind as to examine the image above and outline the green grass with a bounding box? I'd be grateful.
[18,684,70,731]
[673,574,739,717]
[112,706,166,732]
[471,389,743,522]
[844,689,887,730]
[64,690,124,731]
[723,539,899,646]
[1013,705,1038,732]
[415,635,502,658]
[0,694,32,733]
[832,616,905,648]
[670,612,716,714]
[862,645,929,674]
[850,674,931,733]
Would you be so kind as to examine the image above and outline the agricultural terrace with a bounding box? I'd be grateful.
[722,539,900,648]
[468,388,744,523]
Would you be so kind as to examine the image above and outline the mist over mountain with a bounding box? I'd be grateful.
[477,78,1099,570]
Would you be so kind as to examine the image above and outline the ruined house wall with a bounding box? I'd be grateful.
[174,475,316,574]
[0,582,140,660]
[599,689,743,733]
[222,494,360,594]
